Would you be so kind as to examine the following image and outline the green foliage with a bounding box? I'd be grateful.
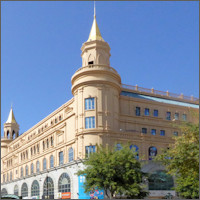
[77,144,148,199]
[156,122,199,199]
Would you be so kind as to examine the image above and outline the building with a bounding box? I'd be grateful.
[1,7,199,199]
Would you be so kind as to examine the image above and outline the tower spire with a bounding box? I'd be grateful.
[6,106,17,124]
[87,1,104,42]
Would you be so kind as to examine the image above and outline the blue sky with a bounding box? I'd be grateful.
[1,1,199,136]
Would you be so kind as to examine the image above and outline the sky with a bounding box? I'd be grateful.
[1,1,199,136]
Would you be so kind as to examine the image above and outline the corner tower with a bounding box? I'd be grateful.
[71,7,121,157]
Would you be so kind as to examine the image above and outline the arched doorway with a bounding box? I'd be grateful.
[14,185,19,196]
[58,173,71,193]
[21,182,28,198]
[1,188,8,196]
[43,176,54,199]
[31,180,40,197]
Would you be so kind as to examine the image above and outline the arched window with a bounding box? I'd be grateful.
[21,167,24,178]
[148,170,174,190]
[31,148,33,156]
[1,188,8,196]
[13,131,16,139]
[116,143,122,151]
[10,171,12,181]
[43,158,47,170]
[58,173,71,193]
[14,185,19,196]
[36,161,40,173]
[25,165,28,176]
[31,163,34,174]
[7,131,10,139]
[50,155,54,168]
[26,150,28,159]
[149,146,157,160]
[51,136,53,146]
[130,145,139,160]
[43,176,54,196]
[34,146,36,154]
[21,182,28,198]
[37,144,39,153]
[31,180,40,197]
[68,148,74,162]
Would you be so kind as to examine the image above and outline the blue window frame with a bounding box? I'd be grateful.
[166,112,171,120]
[130,145,139,159]
[43,158,47,170]
[154,110,158,117]
[149,146,157,160]
[85,117,95,129]
[85,98,95,110]
[136,107,140,116]
[182,114,187,121]
[85,145,96,158]
[160,130,165,136]
[151,129,156,135]
[50,155,54,168]
[59,151,64,165]
[142,128,147,134]
[145,108,150,116]
[68,148,74,162]
[36,161,40,173]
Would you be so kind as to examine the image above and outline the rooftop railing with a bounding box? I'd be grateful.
[122,84,199,103]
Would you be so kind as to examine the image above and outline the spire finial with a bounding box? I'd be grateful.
[94,0,96,17]
[11,102,13,109]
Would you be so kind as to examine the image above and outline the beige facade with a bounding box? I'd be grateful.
[1,10,199,199]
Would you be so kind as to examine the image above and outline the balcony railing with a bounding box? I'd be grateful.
[122,84,199,103]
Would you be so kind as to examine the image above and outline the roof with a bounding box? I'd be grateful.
[6,107,18,124]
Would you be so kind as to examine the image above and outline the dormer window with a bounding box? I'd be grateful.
[88,61,93,65]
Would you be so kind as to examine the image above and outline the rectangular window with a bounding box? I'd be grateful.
[145,108,150,116]
[154,110,158,117]
[151,129,156,135]
[182,114,187,121]
[160,130,165,136]
[59,151,64,165]
[174,113,179,120]
[85,98,95,110]
[85,117,95,129]
[166,112,171,120]
[136,107,140,116]
[85,145,96,158]
[173,132,178,136]
[142,128,147,134]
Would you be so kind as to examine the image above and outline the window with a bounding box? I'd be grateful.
[37,144,39,153]
[51,136,54,146]
[154,110,158,117]
[25,165,28,176]
[182,114,187,121]
[149,146,157,160]
[14,185,19,196]
[68,148,74,162]
[58,173,71,193]
[31,148,33,156]
[1,188,8,196]
[85,145,96,158]
[10,172,12,181]
[85,98,95,110]
[59,115,62,121]
[47,139,49,148]
[136,107,140,116]
[21,167,23,178]
[148,170,174,190]
[31,180,40,197]
[142,128,147,134]
[31,163,34,174]
[34,146,36,154]
[174,113,179,120]
[130,145,139,159]
[3,174,5,183]
[166,112,171,120]
[151,129,156,135]
[160,130,165,136]
[21,183,28,198]
[85,117,95,129]
[50,155,54,168]
[88,61,94,65]
[43,158,47,170]
[145,108,150,116]
[26,150,28,159]
[43,141,45,150]
[36,161,40,173]
[59,151,64,165]
[7,173,9,182]
[43,177,54,196]
[173,132,178,136]
[115,143,122,151]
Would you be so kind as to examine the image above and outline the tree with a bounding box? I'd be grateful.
[156,122,199,199]
[77,144,148,199]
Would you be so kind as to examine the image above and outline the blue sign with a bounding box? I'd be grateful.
[78,175,104,199]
